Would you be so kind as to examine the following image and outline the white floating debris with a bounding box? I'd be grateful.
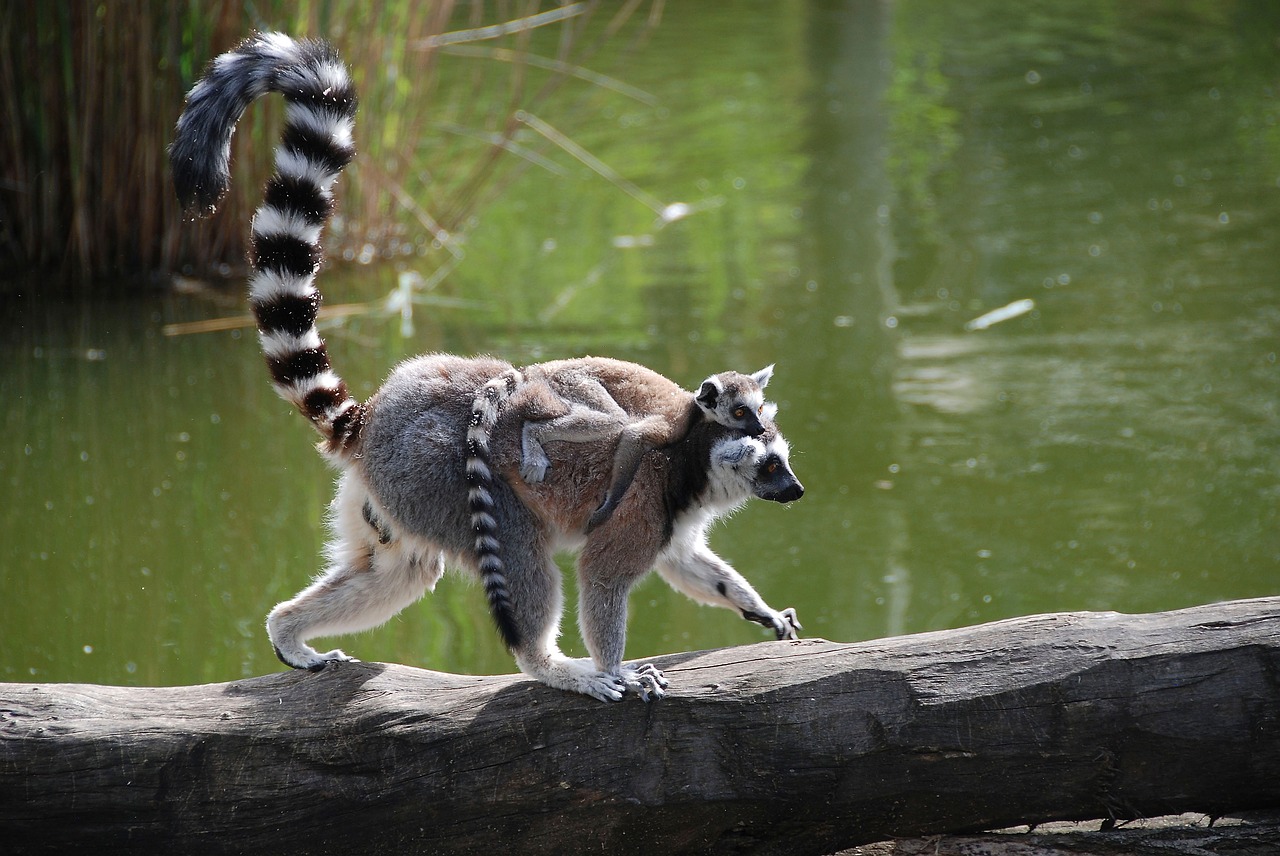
[965,298,1035,331]
[660,202,691,222]
[611,234,655,249]
[659,202,693,223]
[389,271,421,338]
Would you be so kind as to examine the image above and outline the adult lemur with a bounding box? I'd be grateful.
[171,32,804,701]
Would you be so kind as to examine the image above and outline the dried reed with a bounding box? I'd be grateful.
[0,1,661,292]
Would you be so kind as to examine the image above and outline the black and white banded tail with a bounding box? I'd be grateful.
[170,33,364,460]
[466,369,523,648]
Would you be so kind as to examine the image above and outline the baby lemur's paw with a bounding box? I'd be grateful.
[520,452,551,484]
[621,663,668,702]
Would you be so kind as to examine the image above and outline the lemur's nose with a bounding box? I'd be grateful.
[777,482,804,503]
[763,480,804,504]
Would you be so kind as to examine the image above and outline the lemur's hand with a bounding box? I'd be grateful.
[743,606,802,640]
[771,607,802,640]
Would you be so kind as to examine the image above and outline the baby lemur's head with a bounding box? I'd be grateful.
[695,365,774,437]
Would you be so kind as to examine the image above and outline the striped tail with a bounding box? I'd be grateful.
[466,369,523,648]
[170,33,363,460]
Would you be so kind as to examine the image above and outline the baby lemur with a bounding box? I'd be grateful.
[473,358,775,533]
[170,33,804,701]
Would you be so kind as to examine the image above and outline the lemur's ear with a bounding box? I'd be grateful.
[752,364,775,389]
[696,377,722,410]
[761,402,778,422]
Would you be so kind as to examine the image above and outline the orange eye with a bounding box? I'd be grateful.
[734,407,746,419]
[757,405,764,415]
[766,462,778,474]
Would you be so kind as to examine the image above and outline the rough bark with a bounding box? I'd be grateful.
[845,812,1280,855]
[1,597,1277,856]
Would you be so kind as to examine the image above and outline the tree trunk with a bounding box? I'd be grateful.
[2,597,1278,856]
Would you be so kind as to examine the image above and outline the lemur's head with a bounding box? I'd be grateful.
[695,365,774,437]
[710,424,803,506]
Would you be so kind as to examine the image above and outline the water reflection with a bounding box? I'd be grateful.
[0,1,1276,687]
[800,0,912,635]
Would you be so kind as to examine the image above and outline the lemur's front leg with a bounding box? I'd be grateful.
[573,573,668,701]
[657,544,801,640]
[573,529,671,701]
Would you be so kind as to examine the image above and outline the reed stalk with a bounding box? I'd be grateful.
[0,1,661,292]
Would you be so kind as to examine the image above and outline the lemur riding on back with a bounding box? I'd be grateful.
[473,358,777,532]
[171,32,804,702]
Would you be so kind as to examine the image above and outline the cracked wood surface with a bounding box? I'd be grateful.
[2,597,1278,855]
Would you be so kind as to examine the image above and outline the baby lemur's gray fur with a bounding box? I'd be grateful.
[473,359,774,531]
[170,32,804,701]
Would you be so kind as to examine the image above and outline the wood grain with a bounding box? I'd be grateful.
[2,597,1278,855]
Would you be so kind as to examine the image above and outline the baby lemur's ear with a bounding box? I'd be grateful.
[696,376,723,411]
[752,364,774,389]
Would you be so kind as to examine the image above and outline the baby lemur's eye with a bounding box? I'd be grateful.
[766,462,778,474]
[757,405,764,415]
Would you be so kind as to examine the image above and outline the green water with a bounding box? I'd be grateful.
[2,1,1277,687]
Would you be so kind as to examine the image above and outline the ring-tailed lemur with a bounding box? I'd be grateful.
[171,32,804,701]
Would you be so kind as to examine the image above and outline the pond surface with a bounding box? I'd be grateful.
[2,1,1277,687]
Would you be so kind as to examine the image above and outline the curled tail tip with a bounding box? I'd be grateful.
[169,119,230,217]
[170,31,353,219]
[171,170,227,219]
[473,507,519,649]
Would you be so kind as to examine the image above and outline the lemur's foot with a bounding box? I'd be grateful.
[517,653,667,702]
[621,663,668,702]
[521,452,550,484]
[574,665,667,702]
[273,644,359,672]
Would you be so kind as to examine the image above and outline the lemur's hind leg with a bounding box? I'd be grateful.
[267,543,442,670]
[585,414,671,532]
[267,483,443,671]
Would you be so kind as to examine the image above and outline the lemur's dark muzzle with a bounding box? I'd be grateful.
[763,480,804,504]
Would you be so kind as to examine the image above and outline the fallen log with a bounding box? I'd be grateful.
[1,597,1277,856]
[849,812,1280,856]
